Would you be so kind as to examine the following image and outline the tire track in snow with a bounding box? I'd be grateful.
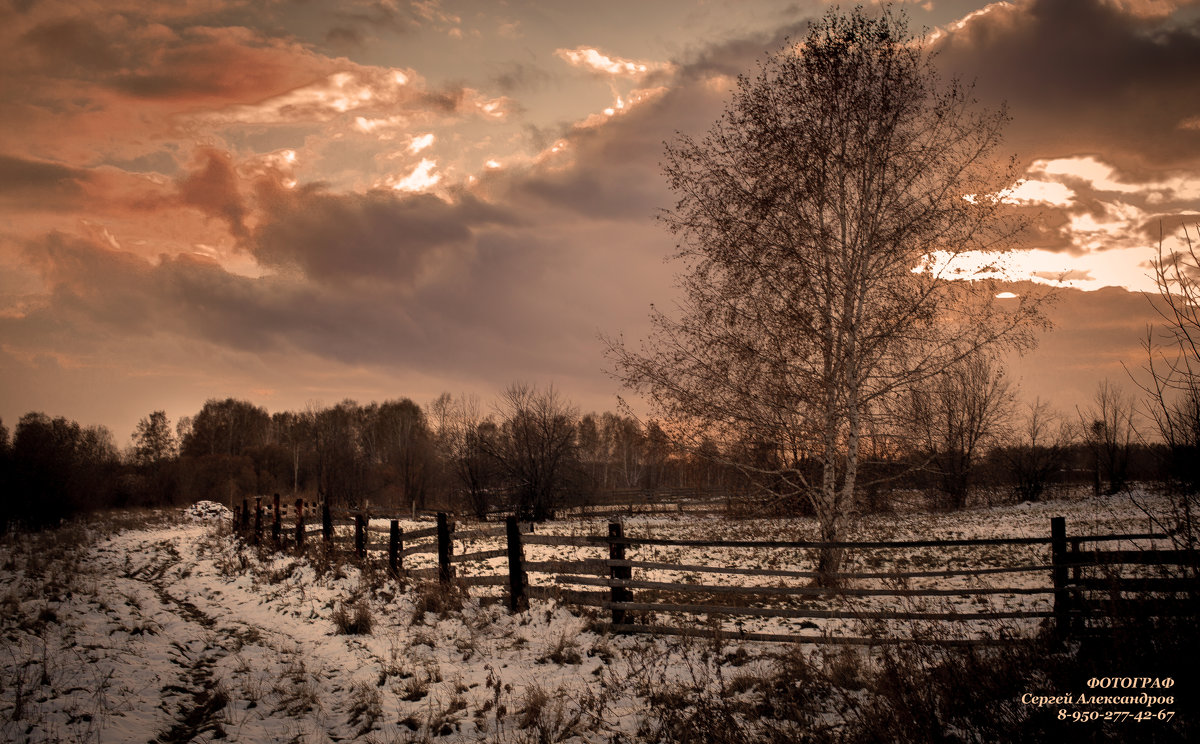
[116,533,236,743]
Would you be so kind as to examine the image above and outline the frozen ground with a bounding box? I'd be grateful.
[0,491,1175,743]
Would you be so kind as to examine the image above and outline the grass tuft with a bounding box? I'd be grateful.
[331,600,373,635]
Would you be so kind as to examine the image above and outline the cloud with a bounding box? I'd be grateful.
[388,158,441,191]
[1006,283,1168,406]
[932,0,1200,172]
[249,182,512,288]
[195,68,414,126]
[325,26,366,48]
[6,210,645,392]
[1099,0,1196,17]
[489,62,552,94]
[0,10,341,166]
[323,1,409,47]
[0,154,92,209]
[20,17,127,73]
[555,47,672,78]
[1001,179,1076,207]
[990,151,1200,285]
[16,17,332,104]
[191,65,513,135]
[484,40,759,220]
[408,133,435,153]
[176,149,248,238]
[9,0,1198,439]
[12,231,371,359]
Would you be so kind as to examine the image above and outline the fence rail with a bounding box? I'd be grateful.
[229,503,1192,646]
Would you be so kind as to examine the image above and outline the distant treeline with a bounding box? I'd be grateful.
[0,382,1186,531]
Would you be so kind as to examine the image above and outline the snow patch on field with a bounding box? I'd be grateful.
[0,490,1175,742]
[184,501,232,522]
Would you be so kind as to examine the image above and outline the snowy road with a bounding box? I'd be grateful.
[2,518,640,743]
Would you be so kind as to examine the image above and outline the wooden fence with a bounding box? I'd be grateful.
[554,488,735,518]
[230,502,1194,646]
[1052,516,1199,638]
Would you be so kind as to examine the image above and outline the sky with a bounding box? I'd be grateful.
[1,0,1199,444]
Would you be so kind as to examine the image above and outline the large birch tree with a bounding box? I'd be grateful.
[606,8,1046,582]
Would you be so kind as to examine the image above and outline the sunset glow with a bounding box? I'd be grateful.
[1,0,1198,440]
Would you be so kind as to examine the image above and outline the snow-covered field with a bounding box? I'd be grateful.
[0,491,1175,743]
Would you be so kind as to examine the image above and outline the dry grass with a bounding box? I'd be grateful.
[408,580,467,625]
[330,600,373,635]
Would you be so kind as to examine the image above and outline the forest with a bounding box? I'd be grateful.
[0,374,1191,533]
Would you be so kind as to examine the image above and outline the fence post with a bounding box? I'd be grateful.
[506,516,528,612]
[1051,516,1068,639]
[240,498,250,532]
[355,513,367,558]
[322,502,333,544]
[233,504,241,535]
[609,519,631,628]
[389,520,402,577]
[437,512,453,585]
[272,493,281,547]
[254,497,262,544]
[295,498,305,553]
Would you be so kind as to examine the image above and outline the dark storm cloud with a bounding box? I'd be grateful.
[932,0,1200,171]
[176,149,248,239]
[672,20,810,82]
[108,28,329,102]
[512,131,666,222]
[1136,212,1200,243]
[12,12,333,104]
[9,226,606,383]
[325,26,366,48]
[20,17,124,72]
[250,183,515,287]
[15,231,373,356]
[0,154,92,208]
[20,232,160,339]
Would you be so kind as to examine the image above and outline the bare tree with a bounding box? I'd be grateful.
[308,400,370,508]
[605,413,646,489]
[903,352,1014,510]
[1138,225,1200,549]
[1002,399,1072,503]
[1143,228,1200,487]
[606,8,1045,581]
[270,411,308,496]
[486,383,579,521]
[437,393,499,519]
[576,413,607,490]
[1078,380,1136,495]
[370,399,432,514]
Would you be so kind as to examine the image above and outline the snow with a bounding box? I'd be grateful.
[184,500,233,522]
[0,489,1176,742]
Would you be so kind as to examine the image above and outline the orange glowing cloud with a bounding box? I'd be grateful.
[555,47,671,78]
